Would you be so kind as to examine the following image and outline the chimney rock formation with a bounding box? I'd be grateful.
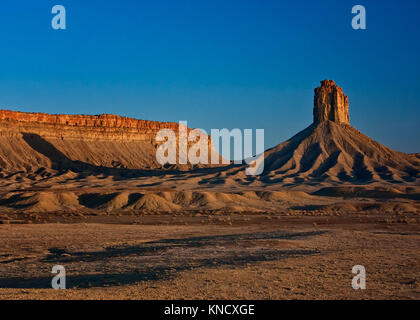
[313,80,350,125]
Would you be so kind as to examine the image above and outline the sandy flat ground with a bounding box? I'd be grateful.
[0,214,418,300]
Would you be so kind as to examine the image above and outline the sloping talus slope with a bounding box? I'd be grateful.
[261,120,420,184]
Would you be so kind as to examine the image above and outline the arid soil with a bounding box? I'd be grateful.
[0,213,418,300]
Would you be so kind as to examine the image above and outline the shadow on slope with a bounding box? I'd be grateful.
[21,133,236,179]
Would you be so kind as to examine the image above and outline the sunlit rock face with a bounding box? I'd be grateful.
[313,80,350,125]
[0,109,206,171]
[0,110,181,141]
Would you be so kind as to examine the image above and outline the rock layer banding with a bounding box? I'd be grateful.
[0,110,210,171]
[0,110,183,141]
[313,80,350,125]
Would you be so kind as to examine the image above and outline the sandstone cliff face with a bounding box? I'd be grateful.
[0,110,210,172]
[313,80,350,125]
[0,110,182,141]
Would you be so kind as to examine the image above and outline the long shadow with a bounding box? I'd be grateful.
[21,132,238,179]
[41,230,326,263]
[22,133,97,172]
[352,153,373,182]
[0,230,325,289]
[311,151,341,178]
[0,249,318,289]
[313,186,420,200]
[78,193,120,209]
[0,194,35,209]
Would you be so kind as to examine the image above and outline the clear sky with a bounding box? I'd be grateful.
[0,0,419,152]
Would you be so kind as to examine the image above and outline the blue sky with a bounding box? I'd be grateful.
[0,0,419,152]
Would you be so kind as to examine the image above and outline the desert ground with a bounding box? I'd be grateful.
[0,207,419,300]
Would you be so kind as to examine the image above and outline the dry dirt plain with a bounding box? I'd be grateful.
[0,212,418,300]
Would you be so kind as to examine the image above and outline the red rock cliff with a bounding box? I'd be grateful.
[0,109,216,171]
[0,109,186,141]
[313,80,350,125]
[0,110,180,130]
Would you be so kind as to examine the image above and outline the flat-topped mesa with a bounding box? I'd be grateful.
[313,80,350,125]
[0,109,192,142]
[0,109,180,130]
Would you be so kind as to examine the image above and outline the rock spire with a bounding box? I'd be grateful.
[313,80,350,125]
